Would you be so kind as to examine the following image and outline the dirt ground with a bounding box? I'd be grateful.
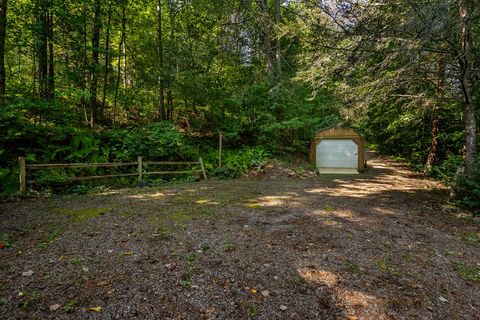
[1,154,479,320]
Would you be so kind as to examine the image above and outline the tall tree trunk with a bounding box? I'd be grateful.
[426,56,446,170]
[82,2,88,125]
[101,3,112,117]
[156,0,165,120]
[90,0,101,126]
[166,0,175,120]
[459,0,477,177]
[32,48,37,98]
[36,0,48,101]
[274,0,281,78]
[47,7,54,101]
[0,0,6,108]
[113,0,127,126]
[123,30,127,87]
[258,0,273,76]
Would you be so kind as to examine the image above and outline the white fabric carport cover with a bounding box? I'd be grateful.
[316,139,358,169]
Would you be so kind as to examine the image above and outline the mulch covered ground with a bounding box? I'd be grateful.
[1,155,479,319]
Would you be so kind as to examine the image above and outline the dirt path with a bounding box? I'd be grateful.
[1,154,479,319]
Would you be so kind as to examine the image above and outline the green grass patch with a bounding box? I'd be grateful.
[323,203,335,212]
[185,253,197,263]
[180,274,192,288]
[45,227,63,241]
[19,291,39,310]
[247,305,258,316]
[63,299,79,313]
[462,231,479,244]
[375,255,398,274]
[70,257,83,265]
[37,242,49,250]
[223,242,237,252]
[454,263,480,281]
[0,233,14,249]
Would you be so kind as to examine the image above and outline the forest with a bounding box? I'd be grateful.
[1,1,480,318]
[0,0,478,210]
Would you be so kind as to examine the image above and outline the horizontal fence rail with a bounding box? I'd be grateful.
[26,162,138,169]
[18,156,207,195]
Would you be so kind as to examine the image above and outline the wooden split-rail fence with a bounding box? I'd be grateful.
[18,156,207,195]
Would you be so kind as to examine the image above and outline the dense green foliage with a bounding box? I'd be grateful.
[0,0,478,211]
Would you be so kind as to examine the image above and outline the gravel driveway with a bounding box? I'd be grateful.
[1,154,479,319]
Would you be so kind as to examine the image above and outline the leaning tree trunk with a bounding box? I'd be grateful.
[0,0,6,108]
[459,0,477,178]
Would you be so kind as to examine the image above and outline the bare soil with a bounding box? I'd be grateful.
[1,154,479,320]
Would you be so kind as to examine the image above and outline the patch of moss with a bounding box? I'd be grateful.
[53,207,109,222]
[150,207,212,225]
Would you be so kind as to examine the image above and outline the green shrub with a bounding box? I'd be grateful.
[0,167,18,196]
[455,174,480,215]
[429,154,464,183]
[103,122,198,161]
[205,147,269,178]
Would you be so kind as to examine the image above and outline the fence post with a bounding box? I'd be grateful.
[199,157,207,180]
[218,132,222,169]
[18,157,26,195]
[137,156,143,181]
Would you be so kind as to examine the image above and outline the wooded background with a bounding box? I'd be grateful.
[0,0,478,210]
